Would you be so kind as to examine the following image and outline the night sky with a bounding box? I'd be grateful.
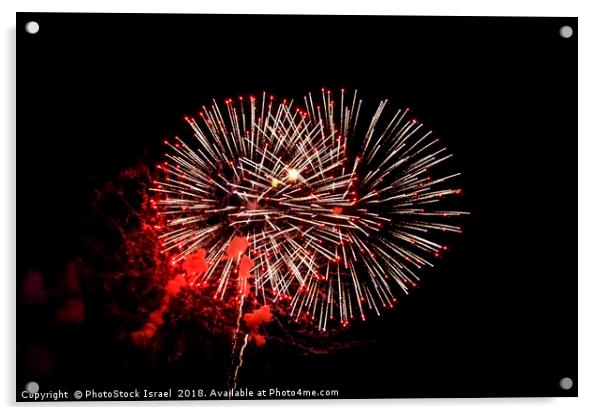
[17,13,576,399]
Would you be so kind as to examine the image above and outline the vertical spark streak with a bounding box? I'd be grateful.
[229,293,245,387]
[232,334,249,393]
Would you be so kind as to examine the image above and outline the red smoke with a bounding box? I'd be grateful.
[243,305,272,347]
[131,322,159,346]
[54,262,86,325]
[223,236,249,260]
[23,345,53,376]
[55,299,86,325]
[238,254,253,296]
[131,275,187,346]
[20,271,47,305]
[238,255,253,280]
[59,261,82,296]
[133,235,258,346]
[165,275,187,296]
[244,305,273,330]
[182,248,208,276]
[252,334,266,347]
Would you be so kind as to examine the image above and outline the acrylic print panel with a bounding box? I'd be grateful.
[17,13,577,401]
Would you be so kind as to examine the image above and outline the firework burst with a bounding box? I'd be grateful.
[152,89,468,331]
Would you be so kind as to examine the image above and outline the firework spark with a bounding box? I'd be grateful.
[152,89,468,331]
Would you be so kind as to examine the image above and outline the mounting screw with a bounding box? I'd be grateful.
[559,377,574,390]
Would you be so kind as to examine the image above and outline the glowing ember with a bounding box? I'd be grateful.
[286,168,300,181]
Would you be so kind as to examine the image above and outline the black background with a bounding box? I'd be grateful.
[17,13,577,399]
